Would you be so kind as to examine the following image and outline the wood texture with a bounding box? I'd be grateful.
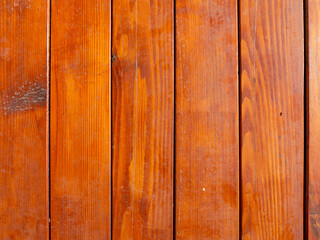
[0,0,49,238]
[50,0,111,239]
[307,0,320,238]
[240,0,304,239]
[175,0,239,239]
[112,0,174,239]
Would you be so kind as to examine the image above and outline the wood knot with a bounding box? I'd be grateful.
[111,52,117,63]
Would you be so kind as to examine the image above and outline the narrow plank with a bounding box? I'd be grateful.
[50,0,111,238]
[175,0,239,239]
[307,0,320,238]
[112,0,174,239]
[240,0,304,239]
[0,0,49,238]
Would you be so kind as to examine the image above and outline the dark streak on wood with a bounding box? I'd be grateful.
[310,215,320,238]
[1,81,46,115]
[309,183,320,238]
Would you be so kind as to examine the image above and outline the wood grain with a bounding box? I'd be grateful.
[0,0,49,238]
[50,0,111,239]
[240,0,304,239]
[175,0,239,239]
[112,0,174,239]
[307,0,320,238]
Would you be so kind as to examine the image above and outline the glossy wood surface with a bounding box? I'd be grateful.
[50,0,111,238]
[112,0,174,239]
[240,0,304,239]
[175,0,239,239]
[1,0,316,239]
[307,0,320,238]
[0,0,49,238]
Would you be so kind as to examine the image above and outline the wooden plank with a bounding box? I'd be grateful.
[240,0,304,238]
[307,0,320,238]
[50,0,111,238]
[175,0,239,239]
[0,0,49,239]
[112,0,174,239]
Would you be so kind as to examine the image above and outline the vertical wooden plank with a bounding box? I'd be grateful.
[112,0,174,239]
[175,0,239,239]
[307,0,320,238]
[240,0,304,239]
[0,0,49,239]
[50,0,111,239]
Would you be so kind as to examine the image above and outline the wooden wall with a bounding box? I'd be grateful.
[0,0,317,239]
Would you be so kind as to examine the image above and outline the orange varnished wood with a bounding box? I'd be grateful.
[50,0,111,239]
[240,0,304,239]
[175,0,239,239]
[0,0,49,238]
[112,0,174,239]
[307,0,320,238]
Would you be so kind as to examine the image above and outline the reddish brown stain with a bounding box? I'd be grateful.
[209,14,224,29]
[221,183,238,208]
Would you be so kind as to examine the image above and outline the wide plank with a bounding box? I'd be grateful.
[307,0,320,238]
[50,0,111,238]
[0,0,49,238]
[240,0,304,239]
[175,0,239,239]
[112,0,174,239]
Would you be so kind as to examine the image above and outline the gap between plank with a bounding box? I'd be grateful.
[110,0,114,238]
[237,0,242,238]
[303,0,309,238]
[173,0,176,239]
[46,0,52,239]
